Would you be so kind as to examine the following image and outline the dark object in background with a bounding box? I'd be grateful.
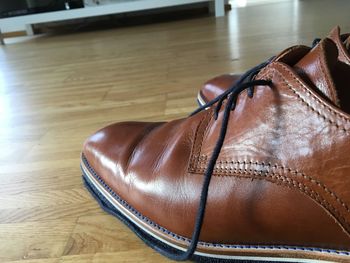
[0,0,84,18]
[0,1,29,18]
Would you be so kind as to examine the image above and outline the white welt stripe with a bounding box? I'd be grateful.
[197,92,207,106]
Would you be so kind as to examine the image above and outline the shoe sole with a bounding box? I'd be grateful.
[197,92,207,107]
[81,154,350,262]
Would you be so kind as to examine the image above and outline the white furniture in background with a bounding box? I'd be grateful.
[0,0,225,44]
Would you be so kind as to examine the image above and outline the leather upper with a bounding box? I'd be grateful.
[83,28,350,251]
[199,74,240,103]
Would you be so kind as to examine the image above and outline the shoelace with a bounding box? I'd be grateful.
[163,59,273,261]
[167,38,321,261]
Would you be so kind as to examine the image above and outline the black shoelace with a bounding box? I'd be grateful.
[165,38,321,261]
[163,59,273,261]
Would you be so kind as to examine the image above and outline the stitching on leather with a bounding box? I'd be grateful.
[196,160,350,214]
[190,63,350,212]
[319,43,338,103]
[189,111,212,169]
[269,66,348,132]
[260,65,349,132]
[339,46,349,61]
[198,110,214,156]
[188,64,350,235]
[332,35,350,63]
[273,63,350,127]
[190,114,206,165]
[82,155,350,255]
[192,160,350,235]
[189,109,214,168]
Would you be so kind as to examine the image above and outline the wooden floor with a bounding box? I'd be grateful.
[0,0,350,262]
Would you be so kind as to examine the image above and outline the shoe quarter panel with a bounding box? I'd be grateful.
[189,62,350,241]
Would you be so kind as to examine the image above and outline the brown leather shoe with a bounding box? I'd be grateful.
[81,28,350,262]
[198,26,350,106]
[197,74,240,106]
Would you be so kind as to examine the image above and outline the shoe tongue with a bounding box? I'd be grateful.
[294,38,340,106]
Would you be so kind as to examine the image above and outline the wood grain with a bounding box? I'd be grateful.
[1,0,350,261]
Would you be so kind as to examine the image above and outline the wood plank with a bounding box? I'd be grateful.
[0,220,75,262]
